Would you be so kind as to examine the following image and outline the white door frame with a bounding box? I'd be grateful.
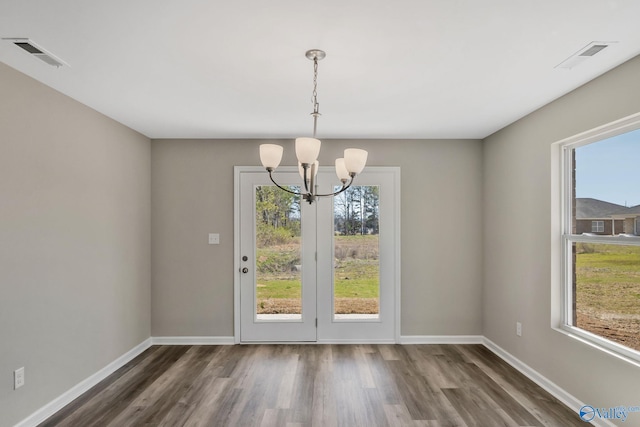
[234,166,401,344]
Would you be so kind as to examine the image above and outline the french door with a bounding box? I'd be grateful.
[234,166,399,343]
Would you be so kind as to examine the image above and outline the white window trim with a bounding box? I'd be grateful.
[552,111,640,367]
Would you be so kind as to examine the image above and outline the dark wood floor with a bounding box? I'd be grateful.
[39,344,588,427]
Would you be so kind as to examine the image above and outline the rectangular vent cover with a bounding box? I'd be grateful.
[555,41,616,70]
[2,38,67,68]
[579,44,608,57]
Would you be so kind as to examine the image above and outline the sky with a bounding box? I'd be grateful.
[575,128,640,207]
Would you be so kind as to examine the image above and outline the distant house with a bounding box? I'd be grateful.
[610,204,640,235]
[575,198,640,236]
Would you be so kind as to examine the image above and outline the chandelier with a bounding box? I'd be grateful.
[259,49,368,204]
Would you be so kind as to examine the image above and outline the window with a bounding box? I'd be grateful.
[559,121,640,363]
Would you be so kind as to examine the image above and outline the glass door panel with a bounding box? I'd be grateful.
[255,185,302,320]
[333,186,380,320]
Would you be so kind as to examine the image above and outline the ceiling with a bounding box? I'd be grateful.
[1,0,640,140]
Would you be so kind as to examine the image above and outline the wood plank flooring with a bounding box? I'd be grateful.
[39,344,588,427]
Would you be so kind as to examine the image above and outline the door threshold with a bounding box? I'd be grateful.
[239,341,318,345]
[238,340,397,345]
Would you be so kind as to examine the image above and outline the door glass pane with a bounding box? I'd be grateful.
[333,186,380,320]
[255,185,302,320]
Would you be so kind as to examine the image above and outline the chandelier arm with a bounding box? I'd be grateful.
[313,175,356,198]
[301,163,311,194]
[267,171,303,196]
[309,162,317,197]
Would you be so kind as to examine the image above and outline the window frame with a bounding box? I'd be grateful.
[557,113,640,365]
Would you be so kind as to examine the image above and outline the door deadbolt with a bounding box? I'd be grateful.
[242,255,248,262]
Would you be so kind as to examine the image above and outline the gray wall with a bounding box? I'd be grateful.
[483,54,640,418]
[0,62,151,427]
[151,138,484,337]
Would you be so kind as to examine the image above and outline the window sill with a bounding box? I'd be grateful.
[553,325,640,369]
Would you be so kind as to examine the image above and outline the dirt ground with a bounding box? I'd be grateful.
[258,298,379,315]
[577,311,640,352]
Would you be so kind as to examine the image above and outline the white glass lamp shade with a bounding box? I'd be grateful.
[344,148,368,175]
[260,144,284,170]
[295,137,321,165]
[335,158,350,181]
[298,161,319,180]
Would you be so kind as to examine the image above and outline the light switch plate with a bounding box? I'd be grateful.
[14,367,24,389]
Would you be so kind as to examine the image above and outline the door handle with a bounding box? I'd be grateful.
[241,267,249,274]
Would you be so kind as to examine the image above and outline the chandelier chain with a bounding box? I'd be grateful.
[311,57,320,137]
[312,58,319,108]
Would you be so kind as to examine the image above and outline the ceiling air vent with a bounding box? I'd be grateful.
[2,38,68,68]
[555,41,616,70]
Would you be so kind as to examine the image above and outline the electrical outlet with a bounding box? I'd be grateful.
[516,322,522,337]
[14,367,24,390]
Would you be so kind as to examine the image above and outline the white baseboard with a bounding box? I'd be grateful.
[482,338,616,427]
[151,336,235,345]
[400,335,484,344]
[14,338,152,427]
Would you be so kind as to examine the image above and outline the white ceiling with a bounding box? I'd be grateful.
[1,0,640,140]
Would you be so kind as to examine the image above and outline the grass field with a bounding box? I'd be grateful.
[256,235,379,314]
[575,243,640,351]
[255,258,379,299]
